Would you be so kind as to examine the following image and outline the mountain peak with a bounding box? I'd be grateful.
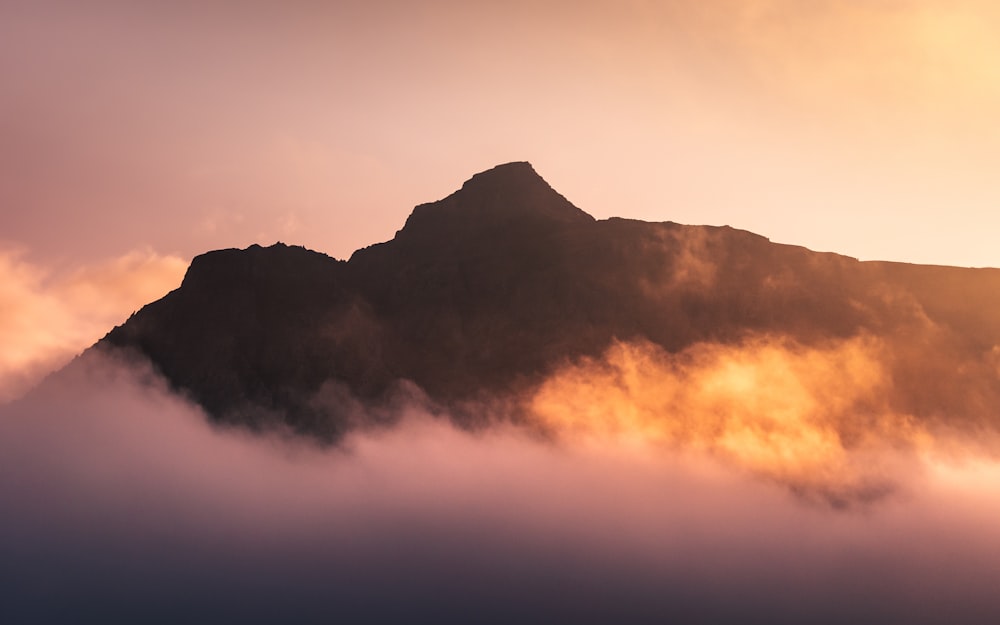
[91,160,1000,447]
[395,162,594,241]
[460,161,543,191]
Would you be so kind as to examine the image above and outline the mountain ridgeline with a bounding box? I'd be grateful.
[98,162,1000,439]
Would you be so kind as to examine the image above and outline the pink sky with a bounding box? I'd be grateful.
[3,0,1000,268]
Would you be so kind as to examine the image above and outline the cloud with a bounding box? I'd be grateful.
[3,350,1000,623]
[0,247,186,402]
[526,329,1000,505]
[529,335,924,504]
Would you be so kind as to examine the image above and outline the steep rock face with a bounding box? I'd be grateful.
[104,244,382,437]
[95,162,1000,438]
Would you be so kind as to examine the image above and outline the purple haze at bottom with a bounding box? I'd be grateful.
[1,353,999,624]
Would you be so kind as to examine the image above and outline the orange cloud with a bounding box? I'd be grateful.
[0,248,186,402]
[529,335,932,504]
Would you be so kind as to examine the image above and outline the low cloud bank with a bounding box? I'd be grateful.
[2,351,1000,624]
[531,336,927,504]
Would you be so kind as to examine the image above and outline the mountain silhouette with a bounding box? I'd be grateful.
[88,162,1000,439]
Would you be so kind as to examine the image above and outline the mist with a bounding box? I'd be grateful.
[3,351,1000,624]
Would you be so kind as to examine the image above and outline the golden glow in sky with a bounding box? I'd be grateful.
[2,0,999,268]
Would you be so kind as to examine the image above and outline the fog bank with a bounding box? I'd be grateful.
[2,353,1000,623]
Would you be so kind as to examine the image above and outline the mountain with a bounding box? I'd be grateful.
[90,161,1000,439]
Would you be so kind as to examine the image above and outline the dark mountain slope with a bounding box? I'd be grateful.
[94,162,1000,438]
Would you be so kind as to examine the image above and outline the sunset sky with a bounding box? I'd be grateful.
[4,0,1000,269]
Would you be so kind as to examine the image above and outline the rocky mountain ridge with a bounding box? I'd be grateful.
[89,162,1000,439]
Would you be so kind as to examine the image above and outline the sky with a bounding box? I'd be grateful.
[3,0,1000,270]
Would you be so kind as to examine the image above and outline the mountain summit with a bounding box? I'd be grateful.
[90,162,1000,439]
[387,161,593,248]
[413,160,592,226]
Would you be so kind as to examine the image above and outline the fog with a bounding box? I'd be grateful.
[2,351,1000,624]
